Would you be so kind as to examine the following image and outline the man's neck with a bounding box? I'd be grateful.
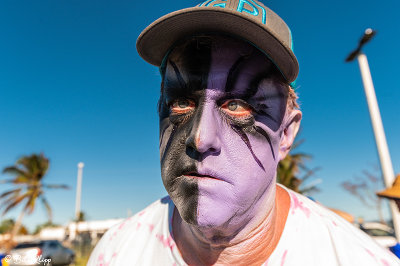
[172,185,290,265]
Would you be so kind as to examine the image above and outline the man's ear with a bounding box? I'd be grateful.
[278,110,302,161]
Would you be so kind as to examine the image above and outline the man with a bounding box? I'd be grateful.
[88,0,399,265]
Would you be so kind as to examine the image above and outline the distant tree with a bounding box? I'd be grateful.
[0,153,69,243]
[277,139,321,195]
[0,219,28,235]
[76,211,86,222]
[341,165,385,224]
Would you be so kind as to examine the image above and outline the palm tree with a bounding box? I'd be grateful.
[0,153,69,242]
[76,211,86,222]
[277,139,321,195]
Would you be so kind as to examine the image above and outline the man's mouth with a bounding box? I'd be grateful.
[183,171,219,180]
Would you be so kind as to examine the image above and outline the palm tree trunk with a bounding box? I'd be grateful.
[10,210,25,242]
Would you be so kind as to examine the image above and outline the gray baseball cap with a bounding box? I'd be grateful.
[136,0,299,83]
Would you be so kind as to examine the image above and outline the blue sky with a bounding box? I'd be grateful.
[0,0,399,231]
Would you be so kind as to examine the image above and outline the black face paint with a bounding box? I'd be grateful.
[160,125,177,164]
[159,36,213,225]
[254,126,276,160]
[230,124,266,171]
[159,124,170,148]
[225,55,251,93]
[169,60,187,90]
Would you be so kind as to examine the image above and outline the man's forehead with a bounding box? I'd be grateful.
[164,35,276,92]
[167,35,269,67]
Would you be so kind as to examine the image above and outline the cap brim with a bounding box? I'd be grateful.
[136,7,298,83]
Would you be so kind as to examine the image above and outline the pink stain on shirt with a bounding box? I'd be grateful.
[96,252,114,266]
[138,210,146,216]
[156,234,176,250]
[148,224,155,232]
[290,193,311,218]
[136,222,142,230]
[108,221,129,241]
[280,250,288,266]
[108,230,118,241]
[365,248,375,258]
[381,259,390,266]
[118,221,126,230]
[96,253,108,266]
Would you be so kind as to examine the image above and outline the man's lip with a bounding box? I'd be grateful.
[183,171,219,180]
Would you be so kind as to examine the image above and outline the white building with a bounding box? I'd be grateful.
[66,219,123,243]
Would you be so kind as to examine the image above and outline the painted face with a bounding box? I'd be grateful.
[159,36,289,230]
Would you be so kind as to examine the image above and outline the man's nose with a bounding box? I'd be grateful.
[186,104,222,155]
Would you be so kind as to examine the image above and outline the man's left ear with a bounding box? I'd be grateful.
[278,110,302,161]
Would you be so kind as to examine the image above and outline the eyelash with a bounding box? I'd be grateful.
[220,99,253,118]
[168,98,256,126]
[170,99,195,114]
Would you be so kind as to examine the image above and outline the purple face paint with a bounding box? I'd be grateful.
[159,35,288,235]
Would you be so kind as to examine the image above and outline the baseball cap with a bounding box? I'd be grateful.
[136,0,299,83]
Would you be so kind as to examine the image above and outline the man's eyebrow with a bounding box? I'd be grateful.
[220,91,252,100]
[222,73,270,101]
[225,55,249,93]
[169,60,187,89]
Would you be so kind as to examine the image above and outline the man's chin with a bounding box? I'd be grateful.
[166,176,199,225]
[174,197,198,225]
[196,193,243,229]
[173,196,232,228]
[196,208,230,228]
[166,176,238,228]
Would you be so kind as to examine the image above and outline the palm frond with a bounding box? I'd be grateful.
[0,179,22,184]
[24,191,40,214]
[2,195,27,216]
[44,184,70,189]
[2,166,26,176]
[300,167,321,183]
[300,186,321,195]
[291,139,305,150]
[40,196,53,223]
[277,137,320,195]
[0,188,22,199]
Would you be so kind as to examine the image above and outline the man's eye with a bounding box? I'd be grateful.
[221,100,252,118]
[227,101,238,111]
[171,99,195,114]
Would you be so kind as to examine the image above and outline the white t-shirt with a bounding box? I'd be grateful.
[88,186,400,265]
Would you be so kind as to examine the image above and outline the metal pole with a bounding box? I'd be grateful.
[357,53,400,241]
[75,162,84,221]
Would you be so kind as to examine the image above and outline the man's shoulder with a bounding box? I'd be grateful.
[107,195,172,235]
[87,196,176,266]
[130,195,173,221]
[284,187,377,242]
[104,195,172,239]
[276,186,400,265]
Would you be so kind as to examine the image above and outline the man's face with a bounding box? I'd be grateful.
[159,36,290,229]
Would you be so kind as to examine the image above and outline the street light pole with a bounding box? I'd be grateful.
[75,162,84,221]
[346,29,400,241]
